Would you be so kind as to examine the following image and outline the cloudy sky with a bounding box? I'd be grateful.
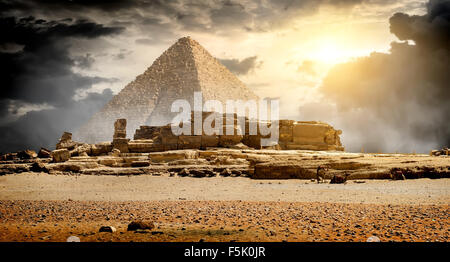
[0,0,448,153]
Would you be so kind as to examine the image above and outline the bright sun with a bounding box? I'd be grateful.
[309,42,353,65]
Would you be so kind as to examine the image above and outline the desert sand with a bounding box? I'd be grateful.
[0,173,448,242]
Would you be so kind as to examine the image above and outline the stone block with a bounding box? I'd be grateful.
[91,143,112,156]
[114,119,127,131]
[292,123,330,144]
[113,130,127,138]
[219,134,243,147]
[51,149,70,163]
[242,135,262,149]
[201,135,219,148]
[38,148,51,158]
[128,140,156,153]
[149,150,198,163]
[112,138,129,153]
[178,135,202,149]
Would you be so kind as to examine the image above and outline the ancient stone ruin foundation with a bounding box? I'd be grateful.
[57,112,344,157]
[132,112,344,152]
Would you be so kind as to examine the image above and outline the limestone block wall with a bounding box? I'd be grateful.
[131,113,344,152]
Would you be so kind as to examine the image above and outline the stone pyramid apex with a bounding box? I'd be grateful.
[173,36,198,47]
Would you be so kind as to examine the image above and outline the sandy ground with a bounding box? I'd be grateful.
[0,200,448,242]
[0,173,449,205]
[0,173,448,242]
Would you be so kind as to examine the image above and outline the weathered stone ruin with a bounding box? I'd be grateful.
[1,123,449,179]
[132,112,344,152]
[112,119,129,153]
[431,147,449,156]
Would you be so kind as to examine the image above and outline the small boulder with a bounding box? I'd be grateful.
[99,226,117,233]
[60,132,72,141]
[231,170,242,177]
[366,236,381,242]
[204,170,216,177]
[38,148,51,158]
[17,150,37,159]
[110,148,121,157]
[66,236,80,242]
[30,162,49,173]
[178,168,190,177]
[220,168,232,177]
[56,132,77,150]
[51,149,70,163]
[127,220,155,231]
[79,152,89,157]
[189,169,206,178]
[330,174,349,184]
[76,144,92,156]
[390,170,406,180]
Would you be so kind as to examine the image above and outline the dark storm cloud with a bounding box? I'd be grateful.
[0,89,114,153]
[74,53,95,69]
[1,0,394,35]
[390,0,450,50]
[218,56,262,75]
[0,16,123,105]
[315,0,450,153]
[0,16,123,152]
[0,0,137,15]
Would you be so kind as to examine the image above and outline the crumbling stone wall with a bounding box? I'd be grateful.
[132,112,344,152]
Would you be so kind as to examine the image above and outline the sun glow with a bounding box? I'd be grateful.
[310,42,350,64]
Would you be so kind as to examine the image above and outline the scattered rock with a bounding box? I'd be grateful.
[127,220,155,231]
[330,173,350,184]
[66,236,80,242]
[99,226,117,233]
[231,170,242,177]
[37,148,51,158]
[30,162,49,173]
[56,132,77,150]
[178,168,190,177]
[220,168,232,177]
[366,236,381,242]
[17,150,37,159]
[430,147,449,156]
[110,148,121,157]
[390,169,406,180]
[79,152,89,157]
[189,169,206,178]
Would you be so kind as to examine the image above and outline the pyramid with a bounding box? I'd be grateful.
[74,36,259,143]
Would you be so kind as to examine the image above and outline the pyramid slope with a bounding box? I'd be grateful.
[74,37,259,143]
[146,37,259,126]
[191,38,259,102]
